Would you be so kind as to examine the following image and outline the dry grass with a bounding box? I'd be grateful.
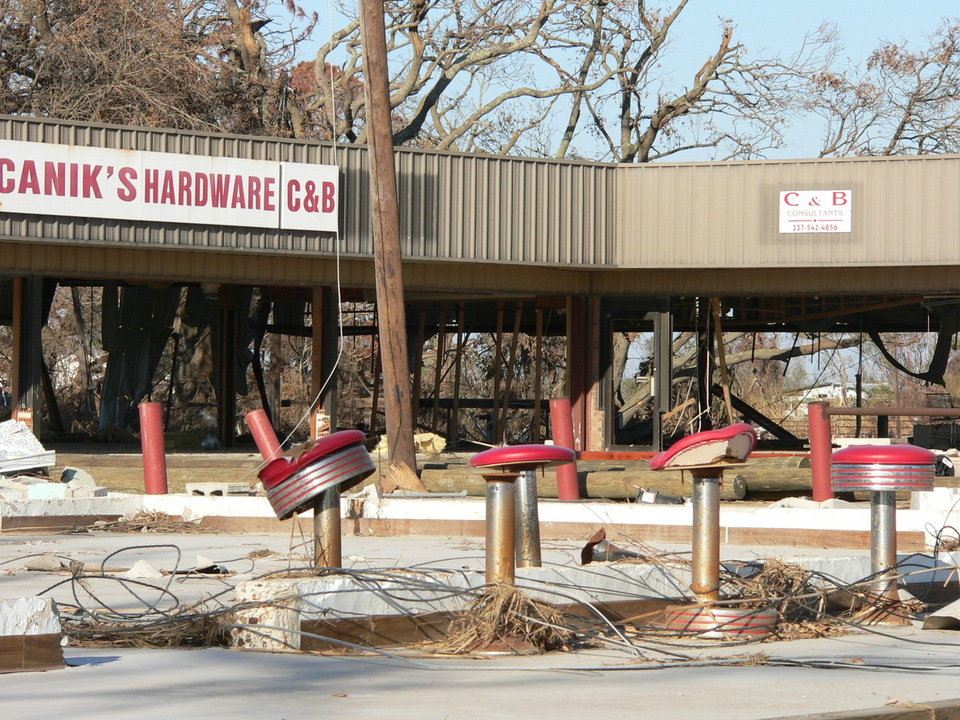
[71,511,219,534]
[442,584,574,654]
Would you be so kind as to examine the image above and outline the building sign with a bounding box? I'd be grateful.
[778,190,851,233]
[0,140,338,232]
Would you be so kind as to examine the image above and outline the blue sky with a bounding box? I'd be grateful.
[301,1,960,159]
[670,1,960,156]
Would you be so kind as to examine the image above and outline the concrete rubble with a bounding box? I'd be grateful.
[0,597,61,637]
[0,420,55,476]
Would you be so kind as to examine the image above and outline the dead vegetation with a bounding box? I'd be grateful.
[69,511,218,534]
[441,584,574,654]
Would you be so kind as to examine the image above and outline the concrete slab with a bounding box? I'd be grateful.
[0,531,958,717]
[0,628,957,719]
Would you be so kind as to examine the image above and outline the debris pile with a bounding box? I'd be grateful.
[442,584,573,654]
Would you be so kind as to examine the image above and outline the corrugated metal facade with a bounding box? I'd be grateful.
[5,116,960,293]
[0,116,614,274]
[616,154,960,269]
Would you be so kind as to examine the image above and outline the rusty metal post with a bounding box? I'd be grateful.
[871,490,898,602]
[515,469,542,568]
[549,398,580,500]
[484,474,517,585]
[313,488,342,568]
[139,401,168,495]
[808,401,834,502]
[690,469,721,604]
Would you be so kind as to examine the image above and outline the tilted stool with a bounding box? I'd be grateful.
[470,444,576,585]
[649,423,757,604]
[650,424,774,637]
[259,429,375,568]
[832,444,936,605]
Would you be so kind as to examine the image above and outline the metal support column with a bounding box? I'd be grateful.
[870,490,898,602]
[11,276,43,425]
[514,470,542,568]
[484,476,517,585]
[313,488,342,568]
[691,469,721,604]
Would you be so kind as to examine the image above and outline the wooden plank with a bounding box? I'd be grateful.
[299,599,675,652]
[1,514,123,532]
[764,699,960,720]
[0,634,63,673]
[0,636,24,672]
[301,611,452,651]
[22,634,64,671]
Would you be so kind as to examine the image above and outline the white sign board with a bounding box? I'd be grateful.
[779,190,851,233]
[0,140,338,232]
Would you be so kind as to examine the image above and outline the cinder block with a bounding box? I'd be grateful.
[26,483,67,500]
[65,486,107,498]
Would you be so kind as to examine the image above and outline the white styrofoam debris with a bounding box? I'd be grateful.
[120,560,164,579]
[23,554,65,572]
[0,597,62,636]
[27,483,67,500]
[0,420,47,459]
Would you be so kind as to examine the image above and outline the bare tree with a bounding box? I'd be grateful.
[815,21,960,157]
[304,0,834,160]
[0,0,315,135]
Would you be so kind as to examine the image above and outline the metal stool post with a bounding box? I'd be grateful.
[471,445,576,586]
[515,469,543,568]
[484,474,517,584]
[690,469,722,604]
[651,424,778,638]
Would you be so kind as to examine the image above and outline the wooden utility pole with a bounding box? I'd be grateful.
[359,0,420,484]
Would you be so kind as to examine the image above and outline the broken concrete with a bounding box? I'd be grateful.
[0,597,62,637]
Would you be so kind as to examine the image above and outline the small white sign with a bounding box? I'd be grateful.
[0,139,338,232]
[779,190,851,233]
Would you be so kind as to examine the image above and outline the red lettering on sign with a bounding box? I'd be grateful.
[44,162,65,196]
[286,179,300,212]
[321,181,336,213]
[144,169,159,203]
[231,176,246,209]
[264,177,276,211]
[0,158,14,193]
[19,160,40,194]
[176,171,191,206]
[783,191,799,206]
[210,174,230,208]
[832,191,848,206]
[82,164,102,199]
[117,167,137,201]
[159,171,175,204]
[194,173,208,206]
[247,176,262,210]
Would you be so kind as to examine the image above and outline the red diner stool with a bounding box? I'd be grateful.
[832,444,936,607]
[652,423,762,637]
[471,444,576,584]
[259,429,375,520]
[649,423,758,471]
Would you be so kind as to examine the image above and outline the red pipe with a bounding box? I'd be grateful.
[808,401,834,502]
[246,409,282,461]
[139,401,168,495]
[549,397,580,500]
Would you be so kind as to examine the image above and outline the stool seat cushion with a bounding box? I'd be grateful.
[259,429,368,490]
[649,423,757,471]
[831,444,937,466]
[471,443,576,471]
